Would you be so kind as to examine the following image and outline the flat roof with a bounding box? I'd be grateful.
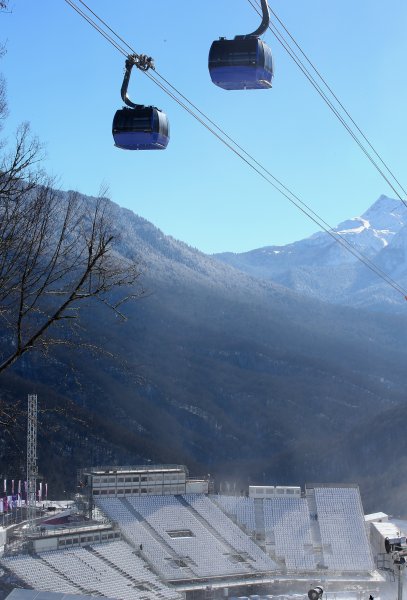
[6,590,119,600]
[371,521,400,537]
[365,512,388,522]
[91,468,183,474]
[37,523,114,538]
[305,483,359,489]
[249,485,301,490]
[81,464,188,476]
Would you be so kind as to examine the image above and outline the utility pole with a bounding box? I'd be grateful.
[396,562,404,600]
[27,394,38,531]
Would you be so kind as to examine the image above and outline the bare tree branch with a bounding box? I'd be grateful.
[0,60,144,445]
[0,127,143,375]
[0,74,7,126]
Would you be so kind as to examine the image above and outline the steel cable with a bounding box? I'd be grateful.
[63,0,407,299]
[248,0,407,208]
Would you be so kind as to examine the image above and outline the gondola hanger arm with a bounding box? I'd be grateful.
[243,0,270,37]
[120,53,155,109]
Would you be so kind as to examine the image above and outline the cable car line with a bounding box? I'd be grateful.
[249,0,407,206]
[78,0,407,210]
[265,2,407,200]
[73,0,406,209]
[146,69,407,296]
[67,0,380,240]
[249,0,407,207]
[63,0,407,297]
[148,70,407,297]
[64,0,128,57]
[72,0,384,230]
[62,0,407,299]
[248,0,407,209]
[75,0,136,57]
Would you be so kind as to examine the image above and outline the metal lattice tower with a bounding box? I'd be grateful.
[27,394,38,531]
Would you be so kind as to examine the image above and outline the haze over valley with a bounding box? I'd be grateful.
[1,191,407,516]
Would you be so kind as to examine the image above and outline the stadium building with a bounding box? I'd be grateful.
[0,464,396,600]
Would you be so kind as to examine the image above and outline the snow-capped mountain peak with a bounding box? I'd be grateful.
[361,194,406,231]
[214,195,407,311]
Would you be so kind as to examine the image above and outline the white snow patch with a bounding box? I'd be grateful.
[336,217,371,235]
[336,225,366,235]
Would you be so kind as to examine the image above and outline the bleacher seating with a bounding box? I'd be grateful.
[211,496,256,532]
[128,494,273,577]
[183,494,278,571]
[263,497,316,571]
[1,542,182,600]
[96,494,277,579]
[97,497,188,580]
[90,540,180,600]
[2,486,375,597]
[314,487,374,572]
[1,554,81,594]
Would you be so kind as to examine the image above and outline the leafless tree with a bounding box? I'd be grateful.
[0,3,143,447]
[0,74,6,125]
[0,123,142,375]
[0,61,7,130]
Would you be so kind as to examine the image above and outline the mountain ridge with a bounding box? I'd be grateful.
[214,194,407,310]
[1,190,407,515]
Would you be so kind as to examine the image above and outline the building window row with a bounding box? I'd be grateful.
[58,531,120,547]
[93,485,185,496]
[92,473,186,486]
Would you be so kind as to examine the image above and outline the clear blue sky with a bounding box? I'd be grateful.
[1,1,407,253]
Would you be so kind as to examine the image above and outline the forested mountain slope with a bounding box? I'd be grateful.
[1,192,406,515]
